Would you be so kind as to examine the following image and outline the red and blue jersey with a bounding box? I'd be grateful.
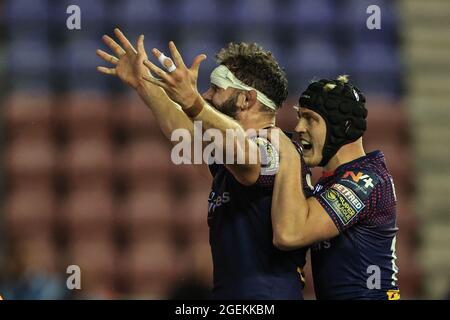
[311,150,400,300]
[207,133,314,299]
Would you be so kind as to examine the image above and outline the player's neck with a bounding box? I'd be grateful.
[323,139,366,172]
[237,113,276,131]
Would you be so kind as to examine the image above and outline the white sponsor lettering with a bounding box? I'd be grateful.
[332,183,364,210]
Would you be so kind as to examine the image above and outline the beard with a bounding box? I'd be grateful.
[206,92,240,119]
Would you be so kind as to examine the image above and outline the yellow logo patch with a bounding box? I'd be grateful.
[387,290,400,300]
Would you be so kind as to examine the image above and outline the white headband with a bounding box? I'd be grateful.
[210,65,277,110]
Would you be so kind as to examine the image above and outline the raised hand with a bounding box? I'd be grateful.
[141,41,207,109]
[96,28,149,90]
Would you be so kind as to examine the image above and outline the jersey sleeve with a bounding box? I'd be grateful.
[251,136,314,197]
[251,136,279,188]
[314,169,382,232]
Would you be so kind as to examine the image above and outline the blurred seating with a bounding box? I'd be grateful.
[3,92,54,141]
[338,0,398,45]
[5,236,60,287]
[283,0,336,32]
[6,0,49,38]
[396,194,419,236]
[119,240,178,298]
[175,239,213,292]
[56,91,112,140]
[286,39,341,91]
[61,0,107,36]
[112,0,163,35]
[118,185,174,243]
[347,43,402,98]
[8,39,52,75]
[4,187,56,241]
[377,143,415,195]
[60,186,115,241]
[5,138,56,185]
[57,39,108,91]
[176,0,220,26]
[116,136,174,188]
[396,233,422,296]
[276,97,298,131]
[112,93,160,137]
[169,162,212,197]
[364,101,410,146]
[59,137,114,189]
[231,0,276,26]
[172,188,210,245]
[6,0,49,22]
[66,239,117,297]
[364,102,414,195]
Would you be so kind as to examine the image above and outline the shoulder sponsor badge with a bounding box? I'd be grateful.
[321,183,365,225]
[339,169,380,198]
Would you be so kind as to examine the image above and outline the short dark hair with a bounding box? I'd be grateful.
[216,42,288,110]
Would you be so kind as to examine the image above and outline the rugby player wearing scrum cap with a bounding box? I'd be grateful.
[97,29,313,299]
[271,76,400,300]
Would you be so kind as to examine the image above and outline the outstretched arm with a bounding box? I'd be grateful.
[142,42,261,186]
[271,132,339,250]
[96,29,194,143]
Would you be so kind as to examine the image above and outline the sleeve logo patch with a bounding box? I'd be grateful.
[342,171,375,189]
[321,184,365,225]
[340,170,380,198]
[387,290,400,300]
[253,137,279,176]
[333,183,365,210]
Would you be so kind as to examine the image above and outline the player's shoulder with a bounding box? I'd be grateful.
[333,165,383,203]
[250,134,279,177]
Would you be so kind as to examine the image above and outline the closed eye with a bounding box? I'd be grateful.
[301,112,319,124]
[211,84,221,92]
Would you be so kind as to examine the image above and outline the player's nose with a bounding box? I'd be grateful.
[294,118,306,134]
[202,88,213,100]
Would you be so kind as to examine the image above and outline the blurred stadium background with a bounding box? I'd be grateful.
[0,0,449,299]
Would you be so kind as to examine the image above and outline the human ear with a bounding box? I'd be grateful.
[246,90,258,108]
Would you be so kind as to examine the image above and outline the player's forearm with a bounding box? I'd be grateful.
[190,94,242,136]
[136,82,194,140]
[272,151,309,249]
[189,95,260,184]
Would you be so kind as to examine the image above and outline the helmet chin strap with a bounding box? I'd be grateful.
[319,128,339,167]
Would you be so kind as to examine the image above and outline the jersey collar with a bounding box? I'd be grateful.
[321,150,384,178]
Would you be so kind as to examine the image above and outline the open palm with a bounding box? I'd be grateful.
[140,41,207,109]
[96,28,149,90]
